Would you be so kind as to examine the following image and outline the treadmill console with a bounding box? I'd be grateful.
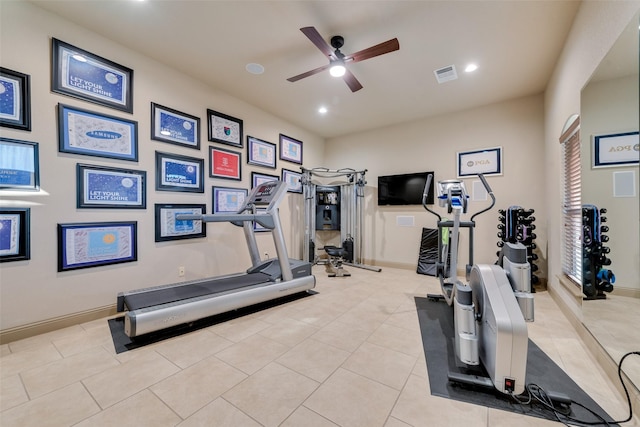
[250,181,282,205]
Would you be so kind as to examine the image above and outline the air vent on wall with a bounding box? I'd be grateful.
[434,65,458,83]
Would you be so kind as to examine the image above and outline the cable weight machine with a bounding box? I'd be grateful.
[301,167,381,273]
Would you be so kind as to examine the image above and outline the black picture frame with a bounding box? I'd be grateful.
[0,137,39,191]
[209,146,242,181]
[154,203,207,242]
[150,102,200,150]
[0,208,30,263]
[57,221,137,272]
[247,136,276,169]
[212,186,248,214]
[76,163,146,209]
[279,134,303,164]
[0,67,31,131]
[251,171,279,189]
[207,109,243,148]
[51,38,134,113]
[58,103,138,161]
[155,151,205,193]
[282,168,303,193]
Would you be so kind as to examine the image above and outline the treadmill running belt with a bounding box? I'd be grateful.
[123,272,272,310]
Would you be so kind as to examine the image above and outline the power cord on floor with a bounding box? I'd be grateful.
[509,351,639,426]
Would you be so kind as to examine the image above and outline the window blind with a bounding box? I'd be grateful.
[560,116,582,286]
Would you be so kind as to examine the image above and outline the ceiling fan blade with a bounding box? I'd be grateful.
[343,69,363,92]
[287,63,331,82]
[345,38,400,63]
[300,26,336,59]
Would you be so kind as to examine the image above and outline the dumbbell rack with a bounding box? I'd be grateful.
[496,206,539,286]
[582,204,615,300]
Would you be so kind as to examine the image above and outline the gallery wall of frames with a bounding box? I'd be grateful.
[0,1,326,331]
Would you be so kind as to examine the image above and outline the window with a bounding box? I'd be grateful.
[560,115,582,286]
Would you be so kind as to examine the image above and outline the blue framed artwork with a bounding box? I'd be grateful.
[58,103,138,161]
[57,221,137,271]
[0,138,39,191]
[150,102,200,149]
[155,151,204,193]
[154,203,207,242]
[279,134,303,164]
[0,67,31,131]
[212,186,248,214]
[592,131,639,168]
[0,208,30,263]
[76,163,146,209]
[251,171,278,189]
[247,136,276,169]
[282,168,302,193]
[457,147,502,178]
[51,38,133,113]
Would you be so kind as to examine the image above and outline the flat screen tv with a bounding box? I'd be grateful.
[378,172,434,206]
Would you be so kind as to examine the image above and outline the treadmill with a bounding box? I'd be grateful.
[117,180,315,337]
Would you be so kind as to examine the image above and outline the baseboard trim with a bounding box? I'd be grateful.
[0,304,118,345]
[613,286,640,299]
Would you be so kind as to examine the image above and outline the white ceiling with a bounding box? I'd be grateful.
[30,0,583,139]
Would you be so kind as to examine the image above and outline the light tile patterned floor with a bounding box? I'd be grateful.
[0,266,638,426]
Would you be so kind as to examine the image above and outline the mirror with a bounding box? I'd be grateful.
[580,12,639,389]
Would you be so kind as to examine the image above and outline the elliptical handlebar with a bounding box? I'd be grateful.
[422,173,442,222]
[471,173,496,222]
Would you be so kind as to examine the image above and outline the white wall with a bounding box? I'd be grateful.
[543,1,640,316]
[0,2,325,330]
[581,75,639,292]
[324,94,546,273]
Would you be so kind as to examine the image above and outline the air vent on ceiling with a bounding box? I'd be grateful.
[434,65,458,84]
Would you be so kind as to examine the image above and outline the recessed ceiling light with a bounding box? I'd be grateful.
[318,107,328,114]
[246,63,264,75]
[465,63,478,73]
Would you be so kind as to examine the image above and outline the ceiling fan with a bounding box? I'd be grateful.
[287,27,400,92]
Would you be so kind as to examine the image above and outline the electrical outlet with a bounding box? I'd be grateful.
[264,252,269,260]
[178,266,185,277]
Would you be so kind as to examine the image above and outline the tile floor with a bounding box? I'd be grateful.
[1,266,638,426]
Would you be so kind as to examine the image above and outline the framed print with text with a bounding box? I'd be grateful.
[212,186,248,214]
[155,151,204,193]
[151,102,200,149]
[209,146,241,181]
[251,171,278,189]
[0,138,39,191]
[207,109,243,147]
[282,168,302,193]
[0,67,31,131]
[247,136,276,169]
[457,147,502,178]
[76,163,146,209]
[0,208,30,263]
[58,103,138,161]
[279,134,303,164]
[592,131,639,168]
[154,203,206,242]
[57,221,137,271]
[51,38,133,113]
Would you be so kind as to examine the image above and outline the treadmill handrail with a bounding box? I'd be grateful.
[176,213,276,229]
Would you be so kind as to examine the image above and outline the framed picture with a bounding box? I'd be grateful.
[282,168,302,193]
[209,146,241,181]
[457,147,502,178]
[279,134,303,164]
[0,67,31,131]
[0,138,39,191]
[212,186,248,213]
[58,103,138,161]
[251,171,278,189]
[247,136,276,169]
[57,221,137,272]
[592,131,639,168]
[154,203,206,242]
[0,208,30,263]
[207,109,243,147]
[76,163,146,209]
[51,38,133,113]
[150,102,200,149]
[155,151,204,193]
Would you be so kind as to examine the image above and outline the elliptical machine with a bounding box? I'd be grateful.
[422,173,534,396]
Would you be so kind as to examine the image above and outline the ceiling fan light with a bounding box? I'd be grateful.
[329,63,346,77]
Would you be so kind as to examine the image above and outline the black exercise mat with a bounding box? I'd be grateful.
[414,296,619,425]
[108,291,315,354]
